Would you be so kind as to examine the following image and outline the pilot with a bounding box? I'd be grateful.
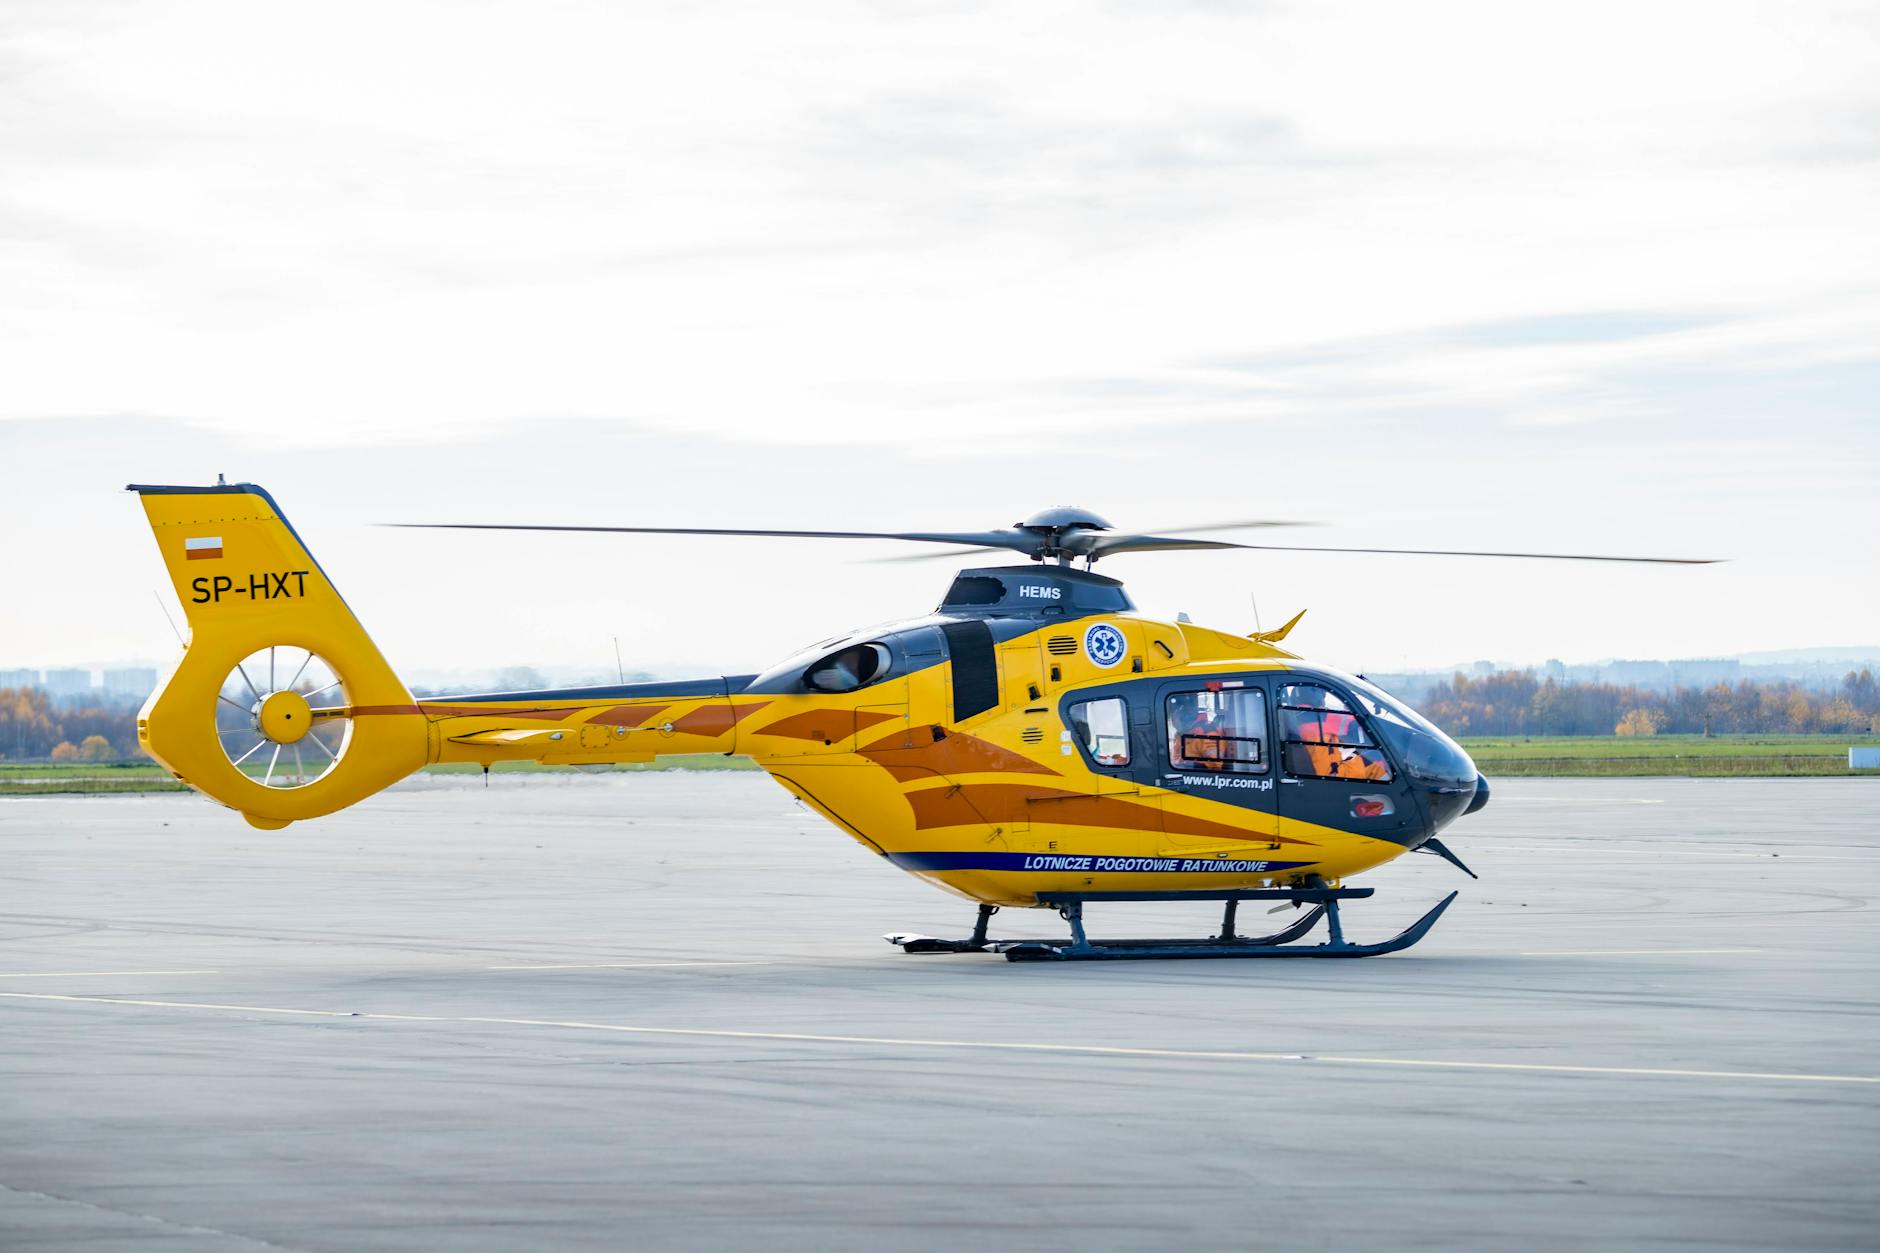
[1291,694,1389,781]
[1320,704,1361,745]
[1320,704,1389,779]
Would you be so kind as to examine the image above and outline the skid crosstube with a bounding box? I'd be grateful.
[886,888,1459,962]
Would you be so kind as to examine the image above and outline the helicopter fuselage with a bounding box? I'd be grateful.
[423,564,1487,906]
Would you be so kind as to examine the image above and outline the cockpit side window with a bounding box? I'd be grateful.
[804,642,892,693]
[1066,696,1131,767]
[1277,683,1393,781]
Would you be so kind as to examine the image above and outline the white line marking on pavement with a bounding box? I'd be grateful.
[1474,843,1876,860]
[0,970,220,978]
[3,991,1874,1086]
[485,960,777,971]
[1518,948,1762,957]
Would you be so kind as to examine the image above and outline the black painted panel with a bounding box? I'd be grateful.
[940,620,1000,720]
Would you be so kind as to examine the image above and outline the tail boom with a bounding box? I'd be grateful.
[420,679,765,767]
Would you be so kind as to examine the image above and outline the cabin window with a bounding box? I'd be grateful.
[1066,696,1130,767]
[1277,683,1393,781]
[1165,687,1267,773]
[804,642,892,693]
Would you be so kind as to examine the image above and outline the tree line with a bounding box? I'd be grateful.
[1414,668,1880,737]
[5,671,1878,762]
[1,688,147,762]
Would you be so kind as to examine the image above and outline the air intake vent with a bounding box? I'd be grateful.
[1046,636,1077,655]
[1020,727,1044,744]
[940,620,1000,721]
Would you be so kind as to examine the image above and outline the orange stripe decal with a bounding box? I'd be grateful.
[755,708,901,742]
[669,701,772,737]
[584,704,669,728]
[417,704,575,721]
[860,729,1058,782]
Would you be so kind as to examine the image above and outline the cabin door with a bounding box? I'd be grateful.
[1153,675,1280,850]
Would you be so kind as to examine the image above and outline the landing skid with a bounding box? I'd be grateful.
[885,888,1458,962]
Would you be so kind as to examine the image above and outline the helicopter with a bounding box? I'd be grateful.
[126,483,1715,961]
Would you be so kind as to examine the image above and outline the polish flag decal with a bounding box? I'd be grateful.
[185,536,223,561]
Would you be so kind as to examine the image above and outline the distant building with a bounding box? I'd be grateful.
[102,667,159,699]
[1363,673,1438,702]
[1601,660,1674,689]
[1669,658,1741,688]
[41,668,94,699]
[1542,659,1566,680]
[1471,660,1496,676]
[0,667,38,690]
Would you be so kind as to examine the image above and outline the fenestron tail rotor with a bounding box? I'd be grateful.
[214,646,351,790]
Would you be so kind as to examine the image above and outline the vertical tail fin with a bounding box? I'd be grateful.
[130,483,427,828]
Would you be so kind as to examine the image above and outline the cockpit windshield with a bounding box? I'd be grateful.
[1327,669,1478,789]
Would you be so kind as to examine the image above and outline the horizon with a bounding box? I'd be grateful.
[11,642,1880,690]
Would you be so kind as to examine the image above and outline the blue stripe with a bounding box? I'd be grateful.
[886,852,1312,875]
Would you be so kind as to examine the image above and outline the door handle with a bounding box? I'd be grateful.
[1279,777,1302,785]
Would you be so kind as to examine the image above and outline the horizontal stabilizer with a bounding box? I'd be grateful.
[1251,609,1306,644]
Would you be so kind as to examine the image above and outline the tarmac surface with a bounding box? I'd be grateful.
[2,774,1876,1252]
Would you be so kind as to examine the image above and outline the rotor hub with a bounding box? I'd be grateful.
[253,689,313,745]
[1016,506,1114,533]
[1012,507,1114,564]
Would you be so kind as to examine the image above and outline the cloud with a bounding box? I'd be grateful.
[1443,312,1720,349]
[1,1,1877,672]
[3,1,1877,448]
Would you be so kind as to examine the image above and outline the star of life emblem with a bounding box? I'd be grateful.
[1083,622,1126,667]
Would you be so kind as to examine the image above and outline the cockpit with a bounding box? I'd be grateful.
[1317,667,1479,791]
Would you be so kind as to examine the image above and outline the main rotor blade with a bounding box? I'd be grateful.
[867,545,1023,564]
[1080,534,1256,556]
[870,536,1719,565]
[384,522,1039,551]
[386,520,1716,565]
[1067,521,1315,556]
[1164,542,1722,564]
[1143,519,1315,535]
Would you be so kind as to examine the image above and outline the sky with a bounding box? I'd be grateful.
[3,0,1877,683]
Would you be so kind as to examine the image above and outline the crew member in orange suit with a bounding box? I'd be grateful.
[1185,703,1225,770]
[1294,698,1390,781]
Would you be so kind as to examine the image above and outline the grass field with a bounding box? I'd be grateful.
[0,762,181,795]
[1459,734,1880,777]
[3,737,1875,794]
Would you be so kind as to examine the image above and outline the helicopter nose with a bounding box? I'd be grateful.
[1464,774,1491,816]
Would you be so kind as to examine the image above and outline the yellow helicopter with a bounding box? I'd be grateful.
[127,482,1713,961]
